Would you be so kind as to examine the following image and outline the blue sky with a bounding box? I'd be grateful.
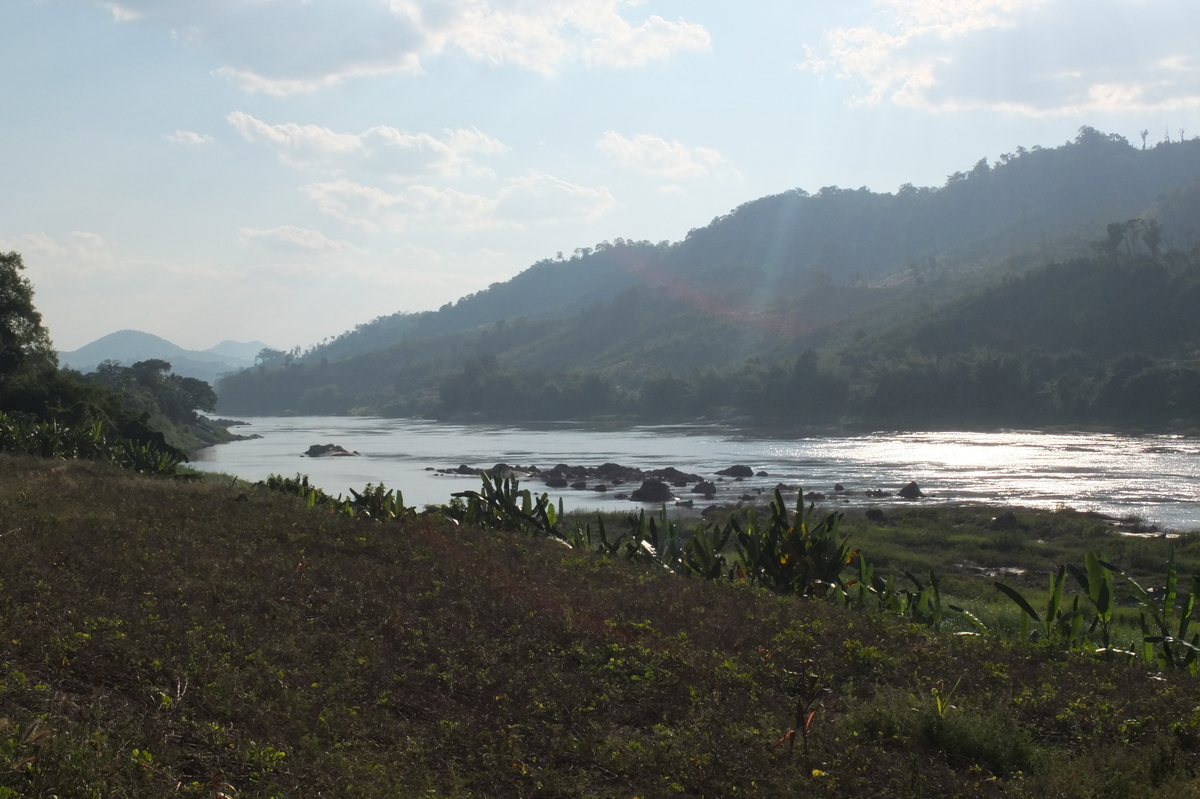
[2,0,1197,351]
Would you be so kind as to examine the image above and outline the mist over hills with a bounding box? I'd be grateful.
[60,330,270,385]
[217,129,1200,429]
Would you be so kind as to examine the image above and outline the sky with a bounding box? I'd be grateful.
[1,0,1198,352]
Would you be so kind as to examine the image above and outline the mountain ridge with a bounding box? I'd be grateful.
[59,329,270,385]
[215,129,1200,427]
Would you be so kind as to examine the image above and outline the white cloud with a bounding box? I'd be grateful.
[494,172,619,224]
[214,58,422,98]
[101,2,141,22]
[597,131,726,178]
[802,0,1200,116]
[304,172,616,232]
[88,0,710,95]
[394,0,711,73]
[801,0,1046,105]
[228,112,507,175]
[238,226,365,254]
[228,112,363,163]
[165,130,214,146]
[0,232,121,279]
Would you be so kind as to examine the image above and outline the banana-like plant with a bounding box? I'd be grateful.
[995,565,1084,643]
[732,489,854,597]
[1066,552,1119,652]
[348,483,412,521]
[1115,551,1200,671]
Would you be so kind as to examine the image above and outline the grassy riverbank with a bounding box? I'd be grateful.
[3,455,1200,797]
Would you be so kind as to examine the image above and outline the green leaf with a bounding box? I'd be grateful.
[995,581,1042,627]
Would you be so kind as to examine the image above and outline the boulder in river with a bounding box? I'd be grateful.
[648,466,703,484]
[898,481,924,500]
[305,444,359,457]
[716,465,754,478]
[631,479,674,503]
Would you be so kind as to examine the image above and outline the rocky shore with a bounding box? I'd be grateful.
[433,460,922,511]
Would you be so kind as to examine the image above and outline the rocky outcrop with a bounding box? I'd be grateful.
[305,444,359,457]
[898,481,924,499]
[716,465,754,477]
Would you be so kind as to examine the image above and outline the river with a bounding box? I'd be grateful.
[190,416,1200,531]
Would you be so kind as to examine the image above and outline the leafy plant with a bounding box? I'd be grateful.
[995,565,1083,643]
[733,489,855,597]
[1115,550,1200,670]
[1066,552,1119,652]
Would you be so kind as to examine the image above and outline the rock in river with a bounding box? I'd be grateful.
[631,479,674,503]
[305,444,360,457]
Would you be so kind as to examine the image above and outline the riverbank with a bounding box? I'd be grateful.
[4,454,1200,797]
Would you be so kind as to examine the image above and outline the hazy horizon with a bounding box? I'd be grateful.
[2,0,1198,352]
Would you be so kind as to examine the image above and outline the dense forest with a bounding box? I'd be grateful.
[217,129,1200,431]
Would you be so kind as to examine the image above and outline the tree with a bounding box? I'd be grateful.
[0,251,56,387]
[1141,219,1163,258]
[1103,222,1126,256]
[86,359,217,425]
[255,348,285,368]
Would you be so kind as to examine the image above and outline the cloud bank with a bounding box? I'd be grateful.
[597,131,726,178]
[802,0,1200,116]
[90,0,711,95]
[227,113,507,176]
[304,173,617,232]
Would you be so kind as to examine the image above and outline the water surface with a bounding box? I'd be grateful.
[192,417,1200,530]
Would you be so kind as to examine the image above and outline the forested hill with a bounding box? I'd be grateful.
[304,243,656,362]
[292,127,1200,366]
[217,129,1200,426]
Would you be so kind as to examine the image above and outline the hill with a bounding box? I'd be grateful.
[217,130,1200,424]
[6,455,1200,796]
[60,330,269,384]
[295,127,1200,363]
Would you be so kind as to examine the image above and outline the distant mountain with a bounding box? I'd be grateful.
[59,330,269,385]
[205,340,270,362]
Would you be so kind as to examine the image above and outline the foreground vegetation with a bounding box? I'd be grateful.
[6,456,1200,797]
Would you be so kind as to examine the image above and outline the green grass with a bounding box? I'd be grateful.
[4,456,1200,796]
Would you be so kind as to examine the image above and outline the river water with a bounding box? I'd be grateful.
[190,417,1200,531]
